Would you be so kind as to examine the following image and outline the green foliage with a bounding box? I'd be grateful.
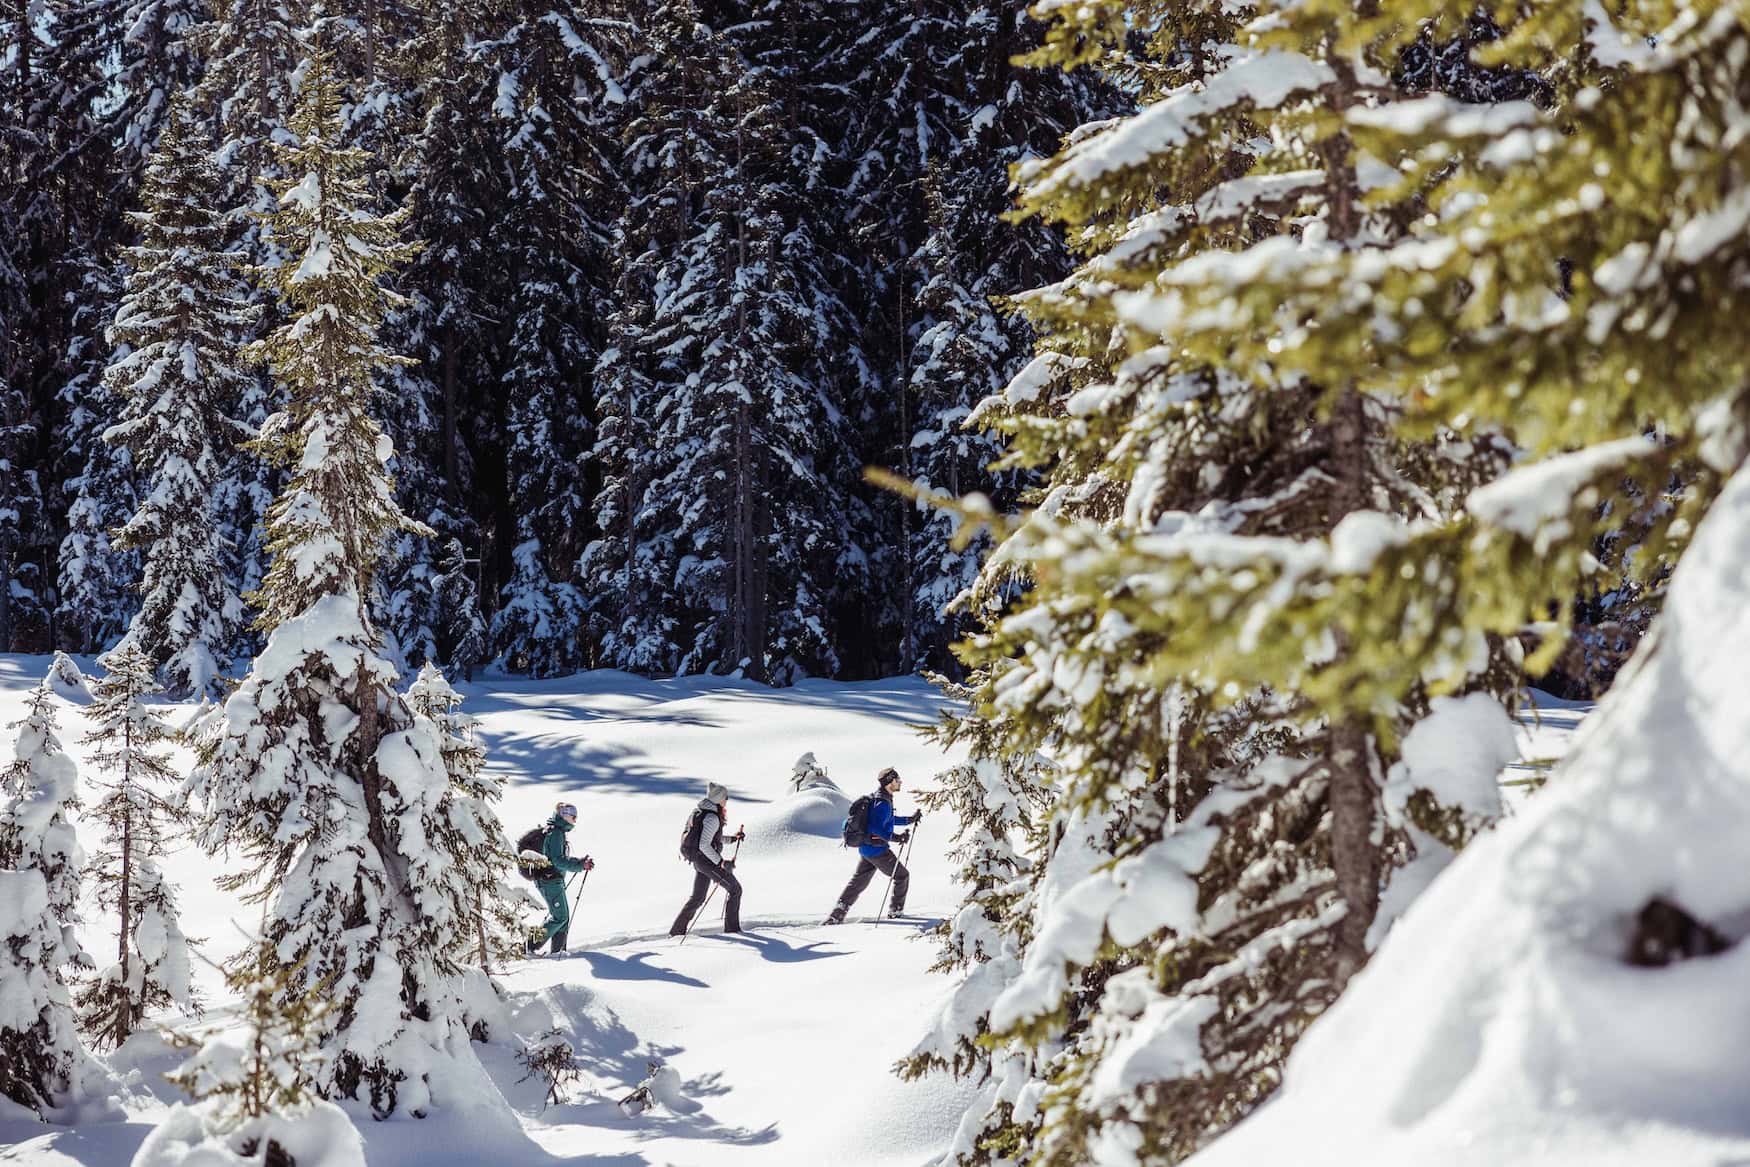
[163,945,332,1131]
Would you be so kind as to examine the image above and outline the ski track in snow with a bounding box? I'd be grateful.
[0,657,1585,1166]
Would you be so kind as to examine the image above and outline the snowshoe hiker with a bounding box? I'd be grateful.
[825,767,920,924]
[523,801,594,955]
[670,782,745,936]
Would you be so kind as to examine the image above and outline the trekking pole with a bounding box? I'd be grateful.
[718,834,744,924]
[875,820,919,922]
[569,867,590,926]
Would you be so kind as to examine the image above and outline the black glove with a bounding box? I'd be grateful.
[892,832,910,845]
[912,811,925,824]
[723,858,736,871]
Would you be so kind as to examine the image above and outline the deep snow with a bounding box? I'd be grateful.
[0,662,1583,1166]
[1189,467,1750,1167]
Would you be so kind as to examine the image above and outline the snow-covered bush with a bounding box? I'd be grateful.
[140,946,364,1167]
[515,1030,581,1109]
[789,752,839,793]
[46,652,93,703]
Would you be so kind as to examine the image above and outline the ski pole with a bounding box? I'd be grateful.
[569,867,590,926]
[718,835,745,924]
[875,820,918,922]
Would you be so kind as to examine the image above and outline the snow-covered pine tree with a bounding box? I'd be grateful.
[404,663,524,984]
[105,99,255,697]
[73,644,197,1051]
[910,4,1546,1161]
[1123,0,1742,684]
[485,0,623,678]
[0,682,86,929]
[827,0,1116,674]
[187,0,305,635]
[186,46,486,1117]
[56,378,140,655]
[0,869,95,1119]
[141,941,365,1167]
[431,539,486,679]
[0,681,95,1116]
[587,1,861,683]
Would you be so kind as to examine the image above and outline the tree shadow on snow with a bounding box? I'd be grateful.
[508,985,776,1149]
[479,736,771,804]
[458,683,727,732]
[0,1119,157,1167]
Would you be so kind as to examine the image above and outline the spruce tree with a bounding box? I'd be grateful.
[185,47,484,1117]
[405,664,523,982]
[73,645,198,1051]
[586,2,860,682]
[106,99,255,696]
[431,539,486,679]
[0,682,87,931]
[0,682,94,1116]
[911,4,1543,1161]
[486,0,623,678]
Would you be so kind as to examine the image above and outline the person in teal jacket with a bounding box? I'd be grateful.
[527,801,594,955]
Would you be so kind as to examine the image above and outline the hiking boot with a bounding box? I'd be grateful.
[824,905,848,925]
[887,908,908,919]
[525,927,546,956]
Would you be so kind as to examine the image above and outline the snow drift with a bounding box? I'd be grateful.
[1191,465,1750,1167]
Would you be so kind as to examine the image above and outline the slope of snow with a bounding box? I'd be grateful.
[1190,465,1750,1167]
[0,668,976,1166]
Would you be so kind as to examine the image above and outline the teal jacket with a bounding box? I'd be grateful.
[540,815,587,878]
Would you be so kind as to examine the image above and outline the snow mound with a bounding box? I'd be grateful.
[47,652,92,703]
[1191,465,1750,1167]
[130,1100,365,1167]
[747,778,851,845]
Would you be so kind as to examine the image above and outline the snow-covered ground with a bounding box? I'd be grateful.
[0,660,1588,1166]
[0,667,980,1166]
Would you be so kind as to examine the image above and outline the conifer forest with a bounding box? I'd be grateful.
[7,0,1750,1165]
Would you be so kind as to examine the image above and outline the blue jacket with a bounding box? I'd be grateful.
[860,793,913,859]
[541,815,587,879]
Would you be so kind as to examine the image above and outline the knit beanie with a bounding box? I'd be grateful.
[706,781,729,804]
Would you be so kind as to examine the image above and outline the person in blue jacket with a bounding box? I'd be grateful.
[825,768,922,924]
[527,801,594,955]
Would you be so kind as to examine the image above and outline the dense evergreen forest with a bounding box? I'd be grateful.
[0,0,1113,688]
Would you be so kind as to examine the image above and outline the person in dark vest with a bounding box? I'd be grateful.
[670,782,745,935]
[527,801,594,955]
[825,767,920,924]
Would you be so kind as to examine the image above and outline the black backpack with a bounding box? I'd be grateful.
[678,808,708,862]
[516,824,552,881]
[841,795,875,848]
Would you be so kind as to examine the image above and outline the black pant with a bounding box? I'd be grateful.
[835,849,907,914]
[670,857,742,934]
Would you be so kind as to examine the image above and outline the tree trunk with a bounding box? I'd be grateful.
[1326,387,1379,984]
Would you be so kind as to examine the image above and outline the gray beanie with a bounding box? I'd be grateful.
[706,781,729,804]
